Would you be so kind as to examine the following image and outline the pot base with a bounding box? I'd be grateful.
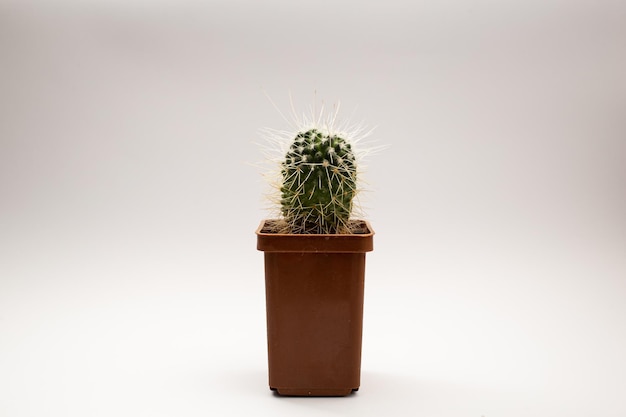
[272,387,356,397]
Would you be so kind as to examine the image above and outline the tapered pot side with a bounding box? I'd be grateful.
[256,220,374,396]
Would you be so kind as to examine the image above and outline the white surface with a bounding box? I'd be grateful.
[1,1,625,415]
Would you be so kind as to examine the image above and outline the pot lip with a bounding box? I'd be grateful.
[256,219,374,253]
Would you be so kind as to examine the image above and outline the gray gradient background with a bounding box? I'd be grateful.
[1,0,625,415]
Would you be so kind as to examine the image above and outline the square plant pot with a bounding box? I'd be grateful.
[256,220,374,396]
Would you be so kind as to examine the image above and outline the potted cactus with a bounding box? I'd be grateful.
[256,105,375,396]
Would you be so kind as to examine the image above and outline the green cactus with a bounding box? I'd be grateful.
[280,128,357,234]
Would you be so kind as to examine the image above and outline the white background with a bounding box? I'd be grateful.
[1,0,625,415]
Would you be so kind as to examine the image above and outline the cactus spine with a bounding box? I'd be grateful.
[280,128,357,234]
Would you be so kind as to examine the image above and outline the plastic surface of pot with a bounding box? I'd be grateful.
[256,220,374,396]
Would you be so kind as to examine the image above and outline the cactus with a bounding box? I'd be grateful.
[280,128,357,234]
[258,96,376,234]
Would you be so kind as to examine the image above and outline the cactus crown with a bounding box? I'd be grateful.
[280,128,357,234]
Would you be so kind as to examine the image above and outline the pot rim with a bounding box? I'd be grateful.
[256,220,374,253]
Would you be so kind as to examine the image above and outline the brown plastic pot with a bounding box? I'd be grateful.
[256,220,374,396]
